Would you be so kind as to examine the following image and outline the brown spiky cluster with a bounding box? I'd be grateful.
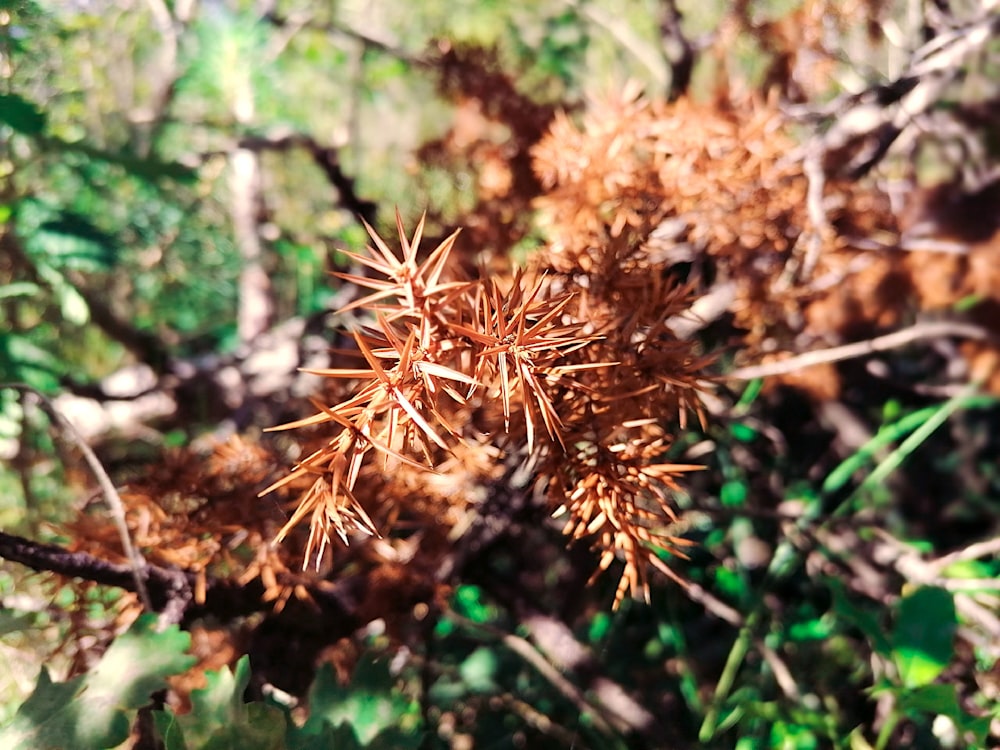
[68,436,305,610]
[530,85,908,374]
[266,208,707,607]
[531,85,819,341]
[415,43,557,266]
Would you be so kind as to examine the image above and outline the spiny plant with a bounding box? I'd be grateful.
[263,208,709,607]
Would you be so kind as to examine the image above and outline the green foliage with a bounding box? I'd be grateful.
[0,330,63,390]
[822,395,999,497]
[296,657,423,749]
[154,657,285,750]
[153,654,423,750]
[0,622,424,750]
[0,615,196,750]
[894,685,992,747]
[893,587,956,689]
[0,93,46,135]
[2,1,999,748]
[451,584,501,625]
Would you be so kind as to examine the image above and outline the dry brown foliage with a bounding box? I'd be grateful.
[66,435,307,610]
[264,205,708,608]
[63,31,1000,629]
[529,83,904,356]
[415,44,557,268]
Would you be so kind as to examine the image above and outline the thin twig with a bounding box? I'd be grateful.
[798,147,831,280]
[867,528,1000,645]
[726,321,999,381]
[683,582,742,626]
[878,530,1000,590]
[499,694,584,745]
[924,536,1000,576]
[260,11,426,66]
[759,641,801,701]
[519,608,657,732]
[2,384,153,612]
[201,132,378,225]
[447,612,622,737]
[559,0,669,88]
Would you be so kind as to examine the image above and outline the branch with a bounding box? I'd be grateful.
[260,11,426,67]
[299,138,378,226]
[725,320,1000,381]
[809,11,1000,181]
[133,0,196,153]
[788,8,1000,276]
[0,528,366,630]
[67,273,173,372]
[205,132,378,225]
[48,309,339,442]
[0,530,171,614]
[659,0,695,100]
[446,470,675,743]
[3,385,153,612]
[448,612,622,737]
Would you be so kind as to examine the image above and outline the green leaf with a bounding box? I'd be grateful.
[720,479,748,507]
[588,611,611,643]
[1,668,87,748]
[892,587,955,688]
[713,566,744,600]
[0,609,37,638]
[828,579,892,656]
[453,584,497,624]
[729,423,758,442]
[787,615,835,642]
[288,722,360,750]
[37,213,118,270]
[298,657,421,747]
[458,647,498,693]
[34,263,89,325]
[941,558,999,581]
[0,614,196,749]
[0,93,46,135]
[0,331,63,388]
[29,211,118,272]
[153,656,285,750]
[897,684,991,746]
[822,404,947,495]
[896,682,959,714]
[892,586,958,687]
[734,378,763,409]
[44,137,197,184]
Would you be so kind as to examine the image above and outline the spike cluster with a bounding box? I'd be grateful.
[265,207,707,606]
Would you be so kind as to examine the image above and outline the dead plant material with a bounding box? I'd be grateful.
[265,209,707,608]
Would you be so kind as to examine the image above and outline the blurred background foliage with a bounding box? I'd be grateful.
[2,0,1000,748]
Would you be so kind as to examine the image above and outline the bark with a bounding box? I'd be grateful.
[53,310,338,442]
[660,0,695,101]
[230,146,274,344]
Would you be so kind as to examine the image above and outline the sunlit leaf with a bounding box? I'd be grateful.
[0,614,196,750]
[897,684,990,745]
[893,586,955,688]
[300,658,422,747]
[153,656,285,750]
[34,262,89,325]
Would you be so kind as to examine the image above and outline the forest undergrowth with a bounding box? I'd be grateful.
[1,1,1000,748]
